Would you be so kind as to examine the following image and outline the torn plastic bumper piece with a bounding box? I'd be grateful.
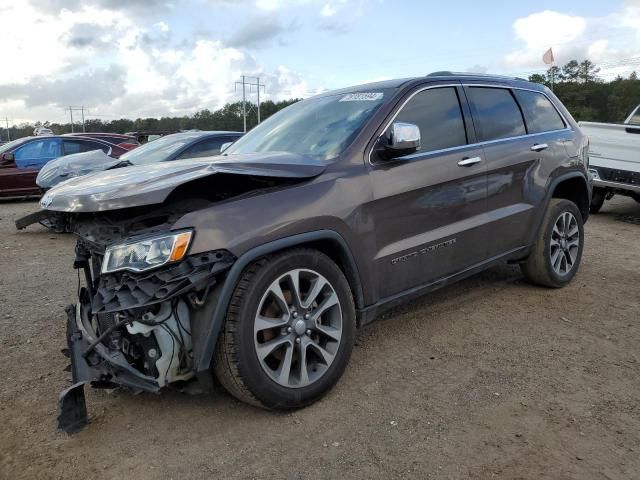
[57,301,160,434]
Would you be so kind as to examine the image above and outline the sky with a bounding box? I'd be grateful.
[0,0,639,124]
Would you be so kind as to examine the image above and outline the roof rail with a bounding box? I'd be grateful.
[426,71,527,81]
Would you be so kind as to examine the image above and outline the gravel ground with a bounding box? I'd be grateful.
[0,197,639,480]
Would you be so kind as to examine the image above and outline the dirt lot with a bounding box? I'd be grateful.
[0,197,639,480]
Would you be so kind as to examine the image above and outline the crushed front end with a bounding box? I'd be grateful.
[57,206,234,433]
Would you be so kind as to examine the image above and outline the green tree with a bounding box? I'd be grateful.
[528,73,547,85]
[562,60,580,82]
[577,60,600,83]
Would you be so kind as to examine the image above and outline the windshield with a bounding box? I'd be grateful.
[120,133,200,165]
[0,137,30,154]
[225,91,389,160]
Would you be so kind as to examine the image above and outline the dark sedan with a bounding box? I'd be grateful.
[36,131,243,190]
[0,135,128,198]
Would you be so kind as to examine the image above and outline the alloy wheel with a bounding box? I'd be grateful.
[253,268,343,388]
[550,211,580,276]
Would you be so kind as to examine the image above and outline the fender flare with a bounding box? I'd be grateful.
[193,229,362,371]
[546,170,591,215]
[525,170,591,248]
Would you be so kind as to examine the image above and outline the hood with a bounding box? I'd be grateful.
[37,149,122,189]
[40,151,326,213]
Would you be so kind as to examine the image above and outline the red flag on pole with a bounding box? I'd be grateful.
[543,48,554,65]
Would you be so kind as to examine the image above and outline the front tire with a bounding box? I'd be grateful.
[214,248,356,409]
[521,199,584,288]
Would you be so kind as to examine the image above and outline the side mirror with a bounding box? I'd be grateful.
[220,142,233,153]
[1,152,15,165]
[385,122,421,157]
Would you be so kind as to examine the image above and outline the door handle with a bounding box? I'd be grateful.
[457,156,482,167]
[531,143,549,152]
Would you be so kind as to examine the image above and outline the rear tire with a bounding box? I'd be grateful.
[521,199,584,288]
[214,248,356,409]
[589,187,606,213]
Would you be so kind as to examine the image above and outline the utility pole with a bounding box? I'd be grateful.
[235,76,266,132]
[67,106,87,133]
[1,117,10,141]
[241,75,247,133]
[256,76,264,123]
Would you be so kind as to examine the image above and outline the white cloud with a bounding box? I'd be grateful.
[321,0,348,17]
[154,21,169,32]
[0,1,313,123]
[503,7,640,78]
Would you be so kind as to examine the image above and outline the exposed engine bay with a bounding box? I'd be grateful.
[58,199,236,433]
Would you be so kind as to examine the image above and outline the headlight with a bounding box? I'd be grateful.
[102,231,193,274]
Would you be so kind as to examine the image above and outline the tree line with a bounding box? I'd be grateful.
[2,99,300,141]
[528,59,639,123]
[3,59,639,142]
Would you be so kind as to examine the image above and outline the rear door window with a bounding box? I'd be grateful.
[63,139,109,155]
[514,90,565,133]
[14,138,62,168]
[392,87,467,153]
[466,87,526,142]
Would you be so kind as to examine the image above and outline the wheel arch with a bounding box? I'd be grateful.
[192,230,364,371]
[550,173,591,222]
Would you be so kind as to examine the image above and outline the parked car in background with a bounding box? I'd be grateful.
[579,105,640,212]
[33,127,54,136]
[39,73,591,432]
[35,130,243,190]
[0,135,128,198]
[65,132,139,151]
[125,130,182,144]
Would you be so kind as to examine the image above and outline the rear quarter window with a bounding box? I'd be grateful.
[466,87,526,142]
[514,90,565,133]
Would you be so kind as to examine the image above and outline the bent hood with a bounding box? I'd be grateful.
[36,149,122,189]
[40,152,326,213]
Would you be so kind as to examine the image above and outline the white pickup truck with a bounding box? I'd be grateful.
[579,106,640,212]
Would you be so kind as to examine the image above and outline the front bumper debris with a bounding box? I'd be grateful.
[57,300,160,434]
[58,249,235,434]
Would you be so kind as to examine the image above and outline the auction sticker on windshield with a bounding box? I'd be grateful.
[339,92,384,102]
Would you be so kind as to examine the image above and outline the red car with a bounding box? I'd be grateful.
[0,135,128,198]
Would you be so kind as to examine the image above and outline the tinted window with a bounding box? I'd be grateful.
[467,87,526,141]
[177,137,231,159]
[514,90,565,133]
[393,87,467,153]
[120,133,204,165]
[14,139,62,168]
[63,139,109,155]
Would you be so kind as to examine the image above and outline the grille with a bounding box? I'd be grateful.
[597,167,640,186]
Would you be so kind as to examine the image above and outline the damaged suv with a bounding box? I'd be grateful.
[41,73,591,433]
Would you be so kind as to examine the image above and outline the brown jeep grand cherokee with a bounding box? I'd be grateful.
[40,73,591,432]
